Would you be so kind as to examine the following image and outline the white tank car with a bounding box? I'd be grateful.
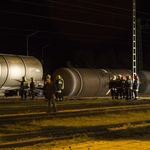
[0,54,44,96]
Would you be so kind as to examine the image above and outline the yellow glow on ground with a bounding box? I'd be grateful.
[44,139,150,150]
[109,123,150,130]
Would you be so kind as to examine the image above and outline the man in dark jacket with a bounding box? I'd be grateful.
[125,75,133,100]
[44,74,57,113]
[30,77,35,100]
[116,74,123,99]
[133,75,139,100]
[20,76,28,100]
[121,76,126,99]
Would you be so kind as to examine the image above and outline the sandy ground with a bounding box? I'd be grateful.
[44,139,150,150]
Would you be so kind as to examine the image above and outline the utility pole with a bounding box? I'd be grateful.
[132,0,136,79]
[26,31,38,56]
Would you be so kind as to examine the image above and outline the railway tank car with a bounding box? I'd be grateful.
[53,68,150,97]
[0,54,43,96]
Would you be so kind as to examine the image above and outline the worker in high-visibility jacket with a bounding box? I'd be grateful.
[109,75,117,99]
[133,75,139,100]
[55,75,63,102]
[20,76,28,100]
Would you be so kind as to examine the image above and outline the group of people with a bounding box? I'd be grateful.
[109,74,139,100]
[20,76,35,100]
[20,74,64,113]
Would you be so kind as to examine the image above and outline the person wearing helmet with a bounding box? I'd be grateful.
[109,75,117,99]
[125,75,133,100]
[44,74,57,113]
[121,76,126,99]
[30,77,35,100]
[46,74,51,79]
[115,74,123,99]
[133,75,139,100]
[20,76,28,100]
[55,75,63,102]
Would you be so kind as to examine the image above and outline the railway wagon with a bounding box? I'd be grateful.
[53,68,150,97]
[0,54,43,96]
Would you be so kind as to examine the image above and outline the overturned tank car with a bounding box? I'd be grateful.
[53,68,150,97]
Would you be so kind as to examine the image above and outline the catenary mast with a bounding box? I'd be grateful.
[132,0,136,79]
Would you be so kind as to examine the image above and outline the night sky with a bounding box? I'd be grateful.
[0,0,150,74]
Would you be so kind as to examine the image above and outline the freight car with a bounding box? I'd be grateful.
[53,68,150,97]
[0,54,44,96]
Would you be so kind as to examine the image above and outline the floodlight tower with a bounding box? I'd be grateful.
[132,0,136,79]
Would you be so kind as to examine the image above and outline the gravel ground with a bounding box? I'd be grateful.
[45,138,150,150]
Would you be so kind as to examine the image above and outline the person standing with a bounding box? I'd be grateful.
[121,76,126,99]
[125,75,133,100]
[30,77,36,100]
[109,75,117,99]
[55,75,63,102]
[60,76,64,101]
[116,74,123,99]
[20,76,28,100]
[44,74,57,113]
[133,75,139,100]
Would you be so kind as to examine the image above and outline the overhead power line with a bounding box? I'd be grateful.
[0,32,132,44]
[0,9,131,31]
[76,0,150,16]
[12,0,150,23]
[12,0,132,19]
[76,0,132,12]
[0,30,131,40]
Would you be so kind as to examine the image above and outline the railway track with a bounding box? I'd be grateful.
[0,98,150,115]
[0,119,150,149]
[1,102,150,124]
[0,99,150,149]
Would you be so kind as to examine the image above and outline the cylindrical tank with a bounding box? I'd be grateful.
[138,70,150,93]
[0,54,43,87]
[53,68,132,96]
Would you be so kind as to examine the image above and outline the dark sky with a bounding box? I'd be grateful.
[0,0,150,73]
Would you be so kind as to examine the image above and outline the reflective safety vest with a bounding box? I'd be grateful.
[21,80,28,91]
[56,79,63,93]
[125,79,133,89]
